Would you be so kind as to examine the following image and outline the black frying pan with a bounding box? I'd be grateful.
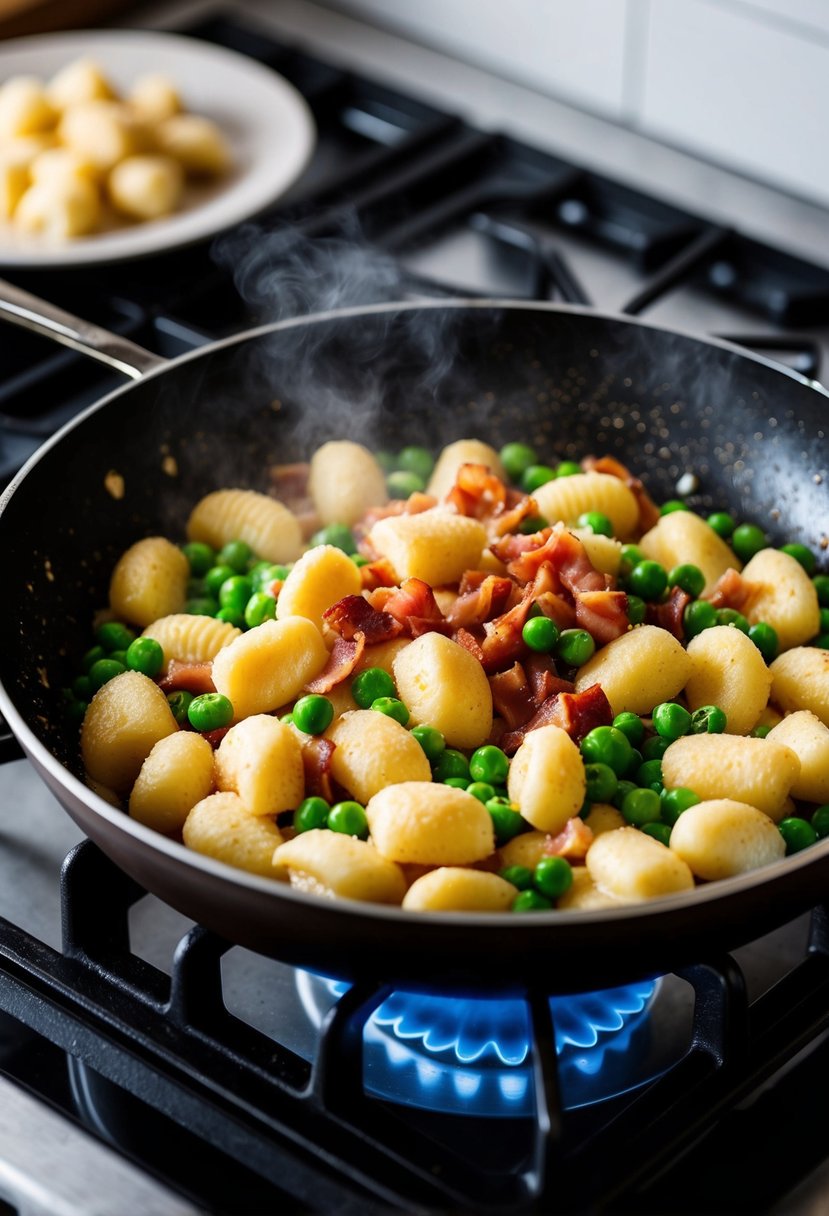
[0,290,827,995]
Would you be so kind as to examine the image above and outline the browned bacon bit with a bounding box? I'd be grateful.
[706,567,750,611]
[446,572,516,629]
[305,633,366,694]
[583,454,660,533]
[383,578,446,627]
[201,726,230,749]
[543,817,594,861]
[479,596,536,673]
[323,594,403,644]
[487,494,541,540]
[501,683,612,754]
[300,736,338,802]
[454,627,486,663]
[645,585,691,639]
[490,528,551,564]
[488,662,535,729]
[358,491,437,533]
[446,462,508,519]
[501,525,608,593]
[359,557,399,591]
[158,660,216,695]
[574,589,629,645]
[523,653,574,705]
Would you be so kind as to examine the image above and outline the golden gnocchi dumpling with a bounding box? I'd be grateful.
[58,101,144,171]
[669,799,786,881]
[186,488,302,565]
[0,76,56,138]
[557,865,627,911]
[353,637,411,676]
[369,509,487,587]
[14,177,101,240]
[766,711,829,804]
[109,536,189,629]
[211,616,328,719]
[81,670,179,794]
[639,509,740,594]
[273,829,406,903]
[127,74,182,123]
[586,827,695,902]
[392,631,492,749]
[325,710,431,804]
[661,733,800,821]
[141,613,240,664]
[583,803,626,836]
[155,113,230,175]
[770,647,829,725]
[684,624,772,735]
[533,472,638,539]
[29,146,99,186]
[574,625,691,717]
[46,59,116,110]
[0,149,31,220]
[366,782,495,865]
[128,731,215,835]
[214,715,304,816]
[276,544,361,630]
[507,724,585,834]
[497,830,549,871]
[108,154,183,221]
[570,528,623,576]
[426,439,506,501]
[740,548,821,651]
[402,868,516,912]
[307,440,388,526]
[183,791,285,878]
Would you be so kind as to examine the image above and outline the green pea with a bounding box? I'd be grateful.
[309,523,356,553]
[65,698,88,726]
[660,786,700,826]
[690,704,727,734]
[251,563,290,590]
[683,599,717,638]
[668,563,705,598]
[499,442,538,482]
[621,787,662,826]
[214,607,245,628]
[780,543,816,576]
[556,461,581,478]
[707,511,735,538]
[641,734,670,761]
[716,607,749,633]
[820,608,829,634]
[660,500,688,515]
[396,445,435,482]
[125,636,164,678]
[292,694,335,735]
[613,711,644,748]
[166,690,193,725]
[555,628,595,666]
[469,744,509,786]
[576,511,613,537]
[815,634,829,650]
[748,621,778,663]
[186,597,219,616]
[522,615,559,652]
[187,577,208,600]
[533,855,573,899]
[351,554,369,567]
[371,696,410,726]
[580,726,633,776]
[217,540,253,573]
[82,644,106,671]
[652,701,692,741]
[327,800,369,839]
[620,544,645,574]
[636,759,663,790]
[433,748,470,782]
[411,723,445,762]
[584,762,618,803]
[751,724,771,738]
[622,747,644,778]
[813,575,829,607]
[512,889,553,912]
[521,464,557,493]
[611,779,637,811]
[485,797,526,844]
[72,674,92,700]
[731,523,766,562]
[518,515,549,535]
[500,865,534,891]
[96,621,136,652]
[244,591,277,629]
[626,595,647,625]
[181,541,215,576]
[219,575,253,616]
[204,564,237,598]
[387,469,425,498]
[641,822,672,846]
[444,777,469,789]
[351,666,395,708]
[88,657,126,689]
[811,805,829,839]
[187,693,233,732]
[627,560,668,601]
[374,449,397,473]
[778,816,818,854]
[293,796,330,833]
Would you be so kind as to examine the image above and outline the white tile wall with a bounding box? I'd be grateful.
[322,0,829,208]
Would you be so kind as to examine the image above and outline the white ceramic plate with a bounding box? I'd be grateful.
[0,29,316,267]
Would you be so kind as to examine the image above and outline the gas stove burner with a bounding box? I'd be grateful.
[297,972,663,1116]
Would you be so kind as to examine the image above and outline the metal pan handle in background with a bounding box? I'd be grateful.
[0,276,166,379]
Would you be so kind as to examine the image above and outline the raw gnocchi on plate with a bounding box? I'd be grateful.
[67,435,829,914]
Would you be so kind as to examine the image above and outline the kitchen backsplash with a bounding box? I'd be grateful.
[319,0,829,208]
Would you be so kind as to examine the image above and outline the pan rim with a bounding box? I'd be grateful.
[1,296,828,934]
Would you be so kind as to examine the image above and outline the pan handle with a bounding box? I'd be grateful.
[0,276,166,380]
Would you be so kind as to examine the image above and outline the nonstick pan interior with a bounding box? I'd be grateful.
[1,301,827,992]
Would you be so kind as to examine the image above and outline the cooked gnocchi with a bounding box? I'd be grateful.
[69,434,829,916]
